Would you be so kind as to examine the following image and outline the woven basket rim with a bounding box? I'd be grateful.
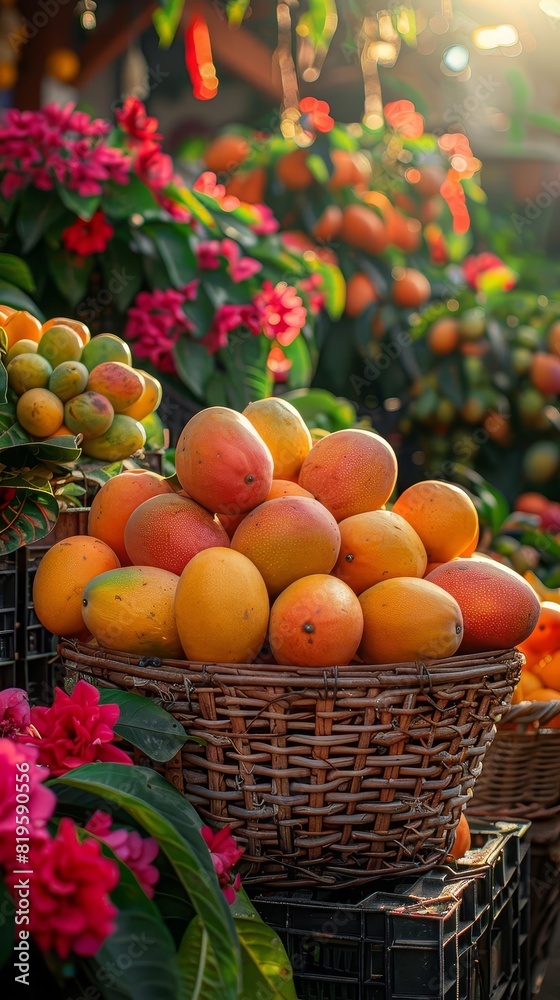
[500,699,560,730]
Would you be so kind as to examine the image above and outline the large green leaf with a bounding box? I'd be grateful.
[142,223,196,288]
[284,388,356,430]
[178,921,221,1000]
[0,489,58,554]
[81,836,182,1000]
[0,254,35,294]
[308,259,345,320]
[48,251,95,309]
[56,184,100,222]
[284,336,313,390]
[101,239,144,312]
[0,434,81,468]
[0,282,43,318]
[15,189,66,253]
[174,339,214,401]
[153,0,186,47]
[52,765,240,998]
[98,689,188,763]
[104,177,162,221]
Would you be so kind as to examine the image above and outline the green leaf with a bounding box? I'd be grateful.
[284,335,313,389]
[173,339,214,401]
[142,223,196,288]
[98,689,187,763]
[75,459,123,488]
[153,0,185,47]
[0,435,81,467]
[101,239,144,312]
[15,189,66,253]
[308,259,345,320]
[48,251,95,309]
[0,489,58,555]
[56,184,100,222]
[0,282,43,318]
[52,765,240,998]
[226,0,251,27]
[0,359,6,407]
[284,388,356,430]
[0,254,35,293]
[178,921,220,1000]
[0,881,14,969]
[104,177,161,221]
[169,187,217,230]
[82,835,182,1000]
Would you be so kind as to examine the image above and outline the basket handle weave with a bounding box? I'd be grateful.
[500,700,560,728]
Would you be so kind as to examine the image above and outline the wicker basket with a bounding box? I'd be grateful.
[59,640,521,888]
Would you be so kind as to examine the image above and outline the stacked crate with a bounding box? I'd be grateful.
[0,552,19,689]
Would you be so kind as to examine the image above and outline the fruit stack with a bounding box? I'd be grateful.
[2,309,161,460]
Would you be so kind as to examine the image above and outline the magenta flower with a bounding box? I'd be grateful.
[196,240,222,270]
[201,825,243,904]
[62,211,114,256]
[194,171,227,200]
[300,273,325,314]
[6,817,119,959]
[135,143,174,191]
[24,680,132,777]
[125,281,199,374]
[0,688,31,740]
[202,302,262,354]
[157,192,192,221]
[116,98,162,146]
[253,279,307,346]
[85,811,159,898]
[249,203,279,235]
[196,238,261,283]
[0,739,56,870]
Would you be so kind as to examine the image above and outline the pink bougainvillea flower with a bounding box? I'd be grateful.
[85,811,159,898]
[385,100,424,139]
[196,238,261,282]
[0,739,56,870]
[125,281,199,374]
[135,143,174,191]
[0,688,30,740]
[300,273,325,315]
[194,171,227,200]
[202,302,262,355]
[267,345,292,383]
[62,211,114,256]
[253,280,307,347]
[248,203,280,235]
[24,680,131,776]
[7,817,119,958]
[196,239,222,270]
[299,96,335,134]
[116,97,162,146]
[201,825,243,904]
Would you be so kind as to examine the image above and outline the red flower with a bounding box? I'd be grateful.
[385,100,424,139]
[267,345,292,383]
[85,811,159,898]
[135,144,174,191]
[252,280,307,347]
[300,273,325,314]
[0,688,30,740]
[61,210,114,256]
[116,98,162,146]
[6,817,119,958]
[0,739,55,870]
[202,302,262,355]
[462,252,509,288]
[24,680,132,776]
[201,825,243,904]
[299,97,334,134]
[194,171,227,200]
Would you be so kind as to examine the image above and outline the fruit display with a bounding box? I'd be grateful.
[32,401,541,669]
[2,309,162,460]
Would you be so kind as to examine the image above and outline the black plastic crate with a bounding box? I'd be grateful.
[251,821,529,1000]
[16,546,61,704]
[0,552,18,667]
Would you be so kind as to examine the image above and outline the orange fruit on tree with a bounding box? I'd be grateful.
[225,168,266,204]
[243,397,312,481]
[359,577,463,664]
[88,469,175,564]
[42,316,91,346]
[276,149,313,190]
[333,509,427,594]
[269,574,363,668]
[345,273,378,318]
[340,203,388,255]
[82,565,183,658]
[327,150,371,190]
[174,547,269,663]
[175,406,273,515]
[425,558,540,654]
[299,428,398,521]
[387,212,422,253]
[312,205,343,244]
[427,317,460,355]
[392,268,431,309]
[449,813,471,860]
[530,352,560,395]
[33,535,120,637]
[17,388,64,437]
[204,133,250,173]
[124,493,229,575]
[531,651,560,690]
[266,480,314,501]
[3,310,43,349]
[392,481,479,563]
[231,496,340,597]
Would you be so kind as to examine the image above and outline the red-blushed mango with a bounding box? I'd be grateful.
[87,362,144,412]
[175,406,273,514]
[122,370,162,421]
[88,469,175,564]
[425,558,541,654]
[269,574,364,668]
[64,391,114,439]
[81,414,146,461]
[124,493,229,575]
[231,496,340,597]
[82,565,183,658]
[359,577,463,664]
[174,547,269,663]
[32,535,120,637]
[298,428,398,521]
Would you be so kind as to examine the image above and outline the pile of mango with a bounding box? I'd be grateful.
[1,309,161,461]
